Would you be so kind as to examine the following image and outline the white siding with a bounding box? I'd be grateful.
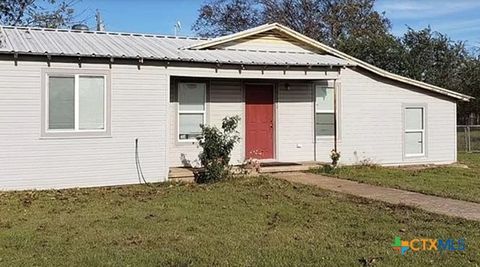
[209,80,244,165]
[276,82,316,162]
[339,68,456,165]
[315,139,335,162]
[0,60,168,190]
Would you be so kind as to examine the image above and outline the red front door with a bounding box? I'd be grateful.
[245,85,274,159]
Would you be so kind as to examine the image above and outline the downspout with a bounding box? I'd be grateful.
[313,82,317,161]
[333,80,338,153]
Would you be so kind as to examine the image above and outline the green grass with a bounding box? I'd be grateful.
[311,153,480,203]
[0,176,479,266]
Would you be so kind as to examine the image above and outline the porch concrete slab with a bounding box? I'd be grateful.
[169,167,195,182]
[274,172,480,222]
[168,162,321,182]
[259,162,320,173]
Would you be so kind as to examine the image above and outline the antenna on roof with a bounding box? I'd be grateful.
[95,9,106,31]
[174,20,181,36]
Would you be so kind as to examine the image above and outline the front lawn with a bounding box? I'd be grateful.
[0,176,479,266]
[311,153,480,203]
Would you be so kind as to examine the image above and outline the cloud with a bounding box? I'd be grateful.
[376,0,480,19]
[376,0,480,45]
[434,18,480,33]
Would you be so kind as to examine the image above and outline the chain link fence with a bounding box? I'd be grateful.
[458,125,480,152]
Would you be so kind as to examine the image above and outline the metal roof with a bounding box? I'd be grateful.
[0,26,349,67]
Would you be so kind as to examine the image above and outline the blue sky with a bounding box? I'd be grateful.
[376,0,480,48]
[77,0,480,48]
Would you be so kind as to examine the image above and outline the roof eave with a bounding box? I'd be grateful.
[0,50,352,68]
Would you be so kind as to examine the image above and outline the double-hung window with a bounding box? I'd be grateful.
[404,107,425,156]
[178,82,206,141]
[43,70,109,137]
[315,84,335,137]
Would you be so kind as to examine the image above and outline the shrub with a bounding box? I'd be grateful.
[309,150,342,175]
[358,158,378,168]
[195,116,240,183]
[330,149,341,167]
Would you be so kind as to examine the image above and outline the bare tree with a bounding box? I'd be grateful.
[192,0,391,46]
[0,0,85,28]
[192,0,263,37]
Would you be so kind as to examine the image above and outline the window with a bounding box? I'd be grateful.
[315,84,335,137]
[43,70,109,137]
[178,82,206,141]
[404,107,425,156]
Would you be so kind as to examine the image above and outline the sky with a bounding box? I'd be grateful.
[76,0,480,48]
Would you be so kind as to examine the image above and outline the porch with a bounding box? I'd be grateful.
[169,76,339,169]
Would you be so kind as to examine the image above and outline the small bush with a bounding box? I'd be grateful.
[330,149,341,167]
[358,158,378,168]
[309,150,342,175]
[241,150,263,174]
[195,116,240,183]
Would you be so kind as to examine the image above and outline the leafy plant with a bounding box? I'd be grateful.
[330,149,341,167]
[195,116,240,183]
[309,150,341,175]
[358,158,378,168]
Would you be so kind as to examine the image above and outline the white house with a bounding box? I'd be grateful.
[0,23,471,190]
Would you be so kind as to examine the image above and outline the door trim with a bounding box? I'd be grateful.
[244,83,276,160]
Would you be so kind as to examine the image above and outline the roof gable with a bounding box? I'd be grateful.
[189,23,472,102]
[207,29,322,53]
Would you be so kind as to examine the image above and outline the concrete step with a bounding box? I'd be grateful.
[170,177,195,183]
[168,162,322,182]
[169,167,195,179]
[259,163,320,173]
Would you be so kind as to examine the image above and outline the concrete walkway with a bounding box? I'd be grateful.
[275,172,480,222]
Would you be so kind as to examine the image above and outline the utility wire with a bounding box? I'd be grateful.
[135,138,150,186]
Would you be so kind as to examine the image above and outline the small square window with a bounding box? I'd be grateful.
[179,113,204,140]
[315,113,335,136]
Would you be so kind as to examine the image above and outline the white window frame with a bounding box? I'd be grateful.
[177,82,207,142]
[404,106,426,157]
[41,69,111,138]
[315,84,335,139]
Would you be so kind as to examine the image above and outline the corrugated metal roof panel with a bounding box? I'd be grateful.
[0,26,350,66]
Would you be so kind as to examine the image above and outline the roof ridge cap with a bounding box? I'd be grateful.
[0,25,209,41]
